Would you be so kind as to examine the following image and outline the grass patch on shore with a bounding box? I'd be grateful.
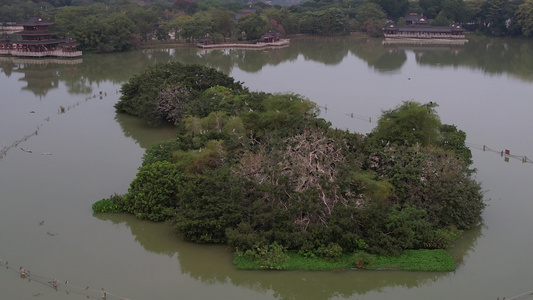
[234,249,455,272]
[368,249,456,271]
[92,194,124,213]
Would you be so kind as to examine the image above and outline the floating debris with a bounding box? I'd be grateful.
[1,257,131,299]
[1,89,114,161]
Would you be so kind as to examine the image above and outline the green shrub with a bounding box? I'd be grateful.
[122,161,183,221]
[370,249,456,271]
[246,242,290,270]
[316,243,343,262]
[354,251,374,269]
[115,62,245,125]
[92,194,125,213]
[171,168,245,243]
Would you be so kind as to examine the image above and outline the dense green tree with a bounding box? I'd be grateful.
[323,7,347,33]
[100,12,138,52]
[171,168,245,243]
[298,13,320,34]
[369,101,441,147]
[355,2,387,24]
[0,0,39,22]
[264,7,298,34]
[480,0,518,36]
[115,62,245,125]
[54,6,91,35]
[71,12,137,52]
[371,0,409,20]
[215,10,234,40]
[368,145,485,229]
[368,101,473,166]
[108,63,485,258]
[122,161,183,221]
[127,7,160,41]
[179,16,213,42]
[237,13,268,40]
[439,124,472,166]
[419,0,443,19]
[355,2,387,35]
[173,0,200,15]
[432,11,452,25]
[465,0,485,24]
[516,0,533,36]
[440,0,468,22]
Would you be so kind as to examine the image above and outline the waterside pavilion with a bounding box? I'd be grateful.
[383,14,467,40]
[0,16,82,58]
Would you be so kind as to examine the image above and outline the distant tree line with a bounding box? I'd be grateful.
[1,0,533,53]
[93,62,485,259]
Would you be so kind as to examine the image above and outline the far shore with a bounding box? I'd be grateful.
[196,39,290,49]
[139,38,290,50]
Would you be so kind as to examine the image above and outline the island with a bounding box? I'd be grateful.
[93,62,485,272]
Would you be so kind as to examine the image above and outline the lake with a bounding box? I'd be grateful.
[1,35,532,300]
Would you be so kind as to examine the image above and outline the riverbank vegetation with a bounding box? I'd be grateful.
[234,248,456,271]
[2,0,533,53]
[93,61,485,271]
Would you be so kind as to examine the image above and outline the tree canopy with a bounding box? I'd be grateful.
[98,62,486,259]
[115,62,246,125]
[3,0,532,54]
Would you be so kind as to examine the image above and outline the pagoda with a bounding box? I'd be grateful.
[10,16,82,58]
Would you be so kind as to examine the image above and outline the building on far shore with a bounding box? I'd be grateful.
[383,13,467,43]
[0,22,23,34]
[0,16,82,58]
[260,30,281,43]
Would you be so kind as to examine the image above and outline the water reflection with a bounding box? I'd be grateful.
[94,212,482,300]
[114,112,177,149]
[448,224,484,268]
[0,56,86,97]
[412,38,533,82]
[2,37,533,101]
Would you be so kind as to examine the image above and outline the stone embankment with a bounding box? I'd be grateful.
[197,39,290,49]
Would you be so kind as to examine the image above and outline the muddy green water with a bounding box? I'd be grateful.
[1,36,532,300]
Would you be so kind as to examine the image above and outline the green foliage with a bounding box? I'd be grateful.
[141,140,183,167]
[235,249,455,271]
[370,101,442,147]
[92,194,125,213]
[439,124,473,167]
[356,203,437,256]
[6,0,532,57]
[349,171,394,202]
[424,226,463,249]
[172,139,226,173]
[115,62,245,125]
[517,0,533,36]
[0,0,49,22]
[237,13,268,40]
[354,250,374,268]
[370,0,409,19]
[432,11,452,26]
[368,144,485,230]
[171,168,245,243]
[122,161,183,221]
[355,3,387,25]
[57,8,139,53]
[315,243,343,261]
[244,242,290,270]
[369,249,456,271]
[113,63,484,261]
